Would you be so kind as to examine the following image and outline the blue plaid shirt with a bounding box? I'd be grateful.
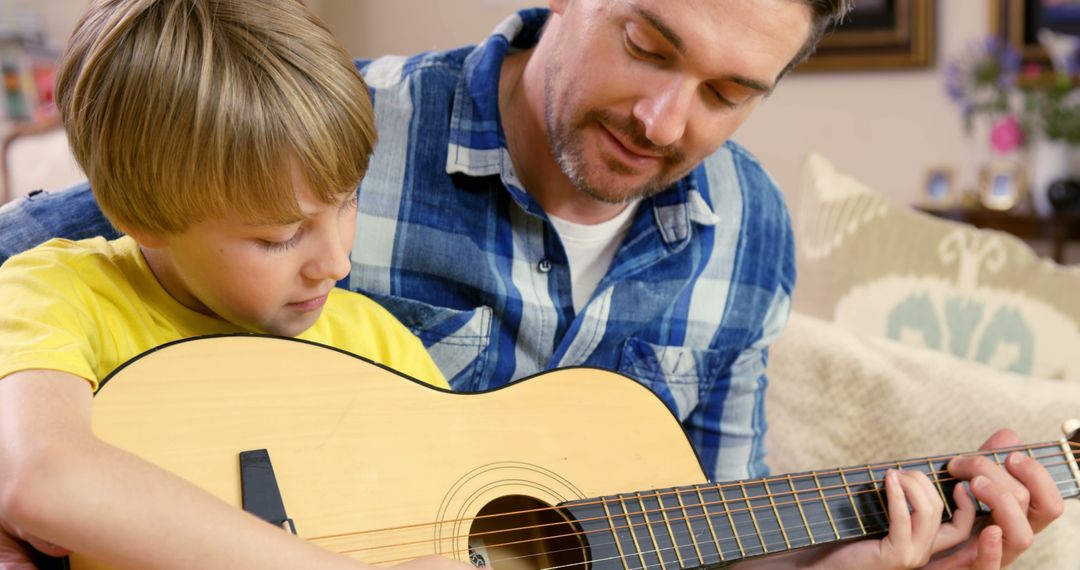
[0,9,794,482]
[350,10,795,482]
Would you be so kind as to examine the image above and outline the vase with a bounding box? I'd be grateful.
[1029,138,1080,216]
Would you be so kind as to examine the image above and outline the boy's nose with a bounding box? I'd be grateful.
[303,231,352,282]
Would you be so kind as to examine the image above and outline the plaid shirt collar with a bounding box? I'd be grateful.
[444,8,721,249]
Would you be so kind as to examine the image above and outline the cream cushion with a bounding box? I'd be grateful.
[792,153,1080,380]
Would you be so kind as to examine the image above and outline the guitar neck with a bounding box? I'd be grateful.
[563,440,1080,567]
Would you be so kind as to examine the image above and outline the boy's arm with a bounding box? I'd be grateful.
[0,369,432,570]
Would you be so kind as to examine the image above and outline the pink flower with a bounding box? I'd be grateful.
[990,115,1025,154]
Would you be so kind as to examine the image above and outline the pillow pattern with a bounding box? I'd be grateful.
[792,153,1080,380]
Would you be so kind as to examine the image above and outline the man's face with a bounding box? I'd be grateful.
[543,0,812,204]
[146,161,357,337]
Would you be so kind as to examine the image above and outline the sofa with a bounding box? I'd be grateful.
[764,154,1080,568]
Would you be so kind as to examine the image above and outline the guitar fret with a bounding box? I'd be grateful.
[762,478,792,551]
[789,473,830,544]
[654,491,685,568]
[634,492,668,570]
[784,475,815,546]
[619,495,652,570]
[922,458,952,518]
[692,486,727,563]
[868,465,889,525]
[674,489,706,566]
[836,469,867,536]
[770,476,813,550]
[739,481,777,554]
[663,488,702,567]
[850,466,889,535]
[812,472,841,541]
[716,484,748,558]
[601,497,633,570]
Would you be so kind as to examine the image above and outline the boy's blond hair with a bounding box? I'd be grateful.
[55,0,376,235]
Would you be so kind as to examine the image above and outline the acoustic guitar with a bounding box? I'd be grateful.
[63,335,1080,569]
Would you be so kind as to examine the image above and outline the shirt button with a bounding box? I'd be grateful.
[537,258,552,273]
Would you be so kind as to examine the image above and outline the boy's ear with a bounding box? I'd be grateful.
[119,224,169,249]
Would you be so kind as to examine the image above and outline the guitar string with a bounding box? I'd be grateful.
[311,441,1072,544]
[319,451,1079,561]
[360,470,1080,565]
[343,460,1079,565]
[358,477,1079,566]
[303,441,1076,548]
[366,478,1080,568]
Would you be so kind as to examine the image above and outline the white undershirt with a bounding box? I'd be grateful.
[548,202,640,313]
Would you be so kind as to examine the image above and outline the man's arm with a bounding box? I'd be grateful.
[0,183,117,266]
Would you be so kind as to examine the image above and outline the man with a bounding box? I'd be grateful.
[0,0,1063,567]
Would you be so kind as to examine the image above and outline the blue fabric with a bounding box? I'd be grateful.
[0,9,795,483]
[0,183,118,264]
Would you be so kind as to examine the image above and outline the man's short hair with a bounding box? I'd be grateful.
[784,0,855,76]
[55,0,376,235]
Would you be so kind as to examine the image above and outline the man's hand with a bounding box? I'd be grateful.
[924,428,1065,568]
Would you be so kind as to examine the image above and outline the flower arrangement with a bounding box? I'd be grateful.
[944,37,1022,151]
[945,35,1080,152]
[1021,66,1080,145]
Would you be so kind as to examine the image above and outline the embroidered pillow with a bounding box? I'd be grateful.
[792,153,1080,380]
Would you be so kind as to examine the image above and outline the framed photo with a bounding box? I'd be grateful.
[799,0,935,72]
[979,160,1029,211]
[991,0,1080,65]
[922,166,956,208]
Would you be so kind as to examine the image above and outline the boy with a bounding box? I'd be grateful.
[0,0,471,568]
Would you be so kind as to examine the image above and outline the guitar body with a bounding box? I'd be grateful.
[70,335,707,570]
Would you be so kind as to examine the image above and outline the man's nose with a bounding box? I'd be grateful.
[633,78,695,147]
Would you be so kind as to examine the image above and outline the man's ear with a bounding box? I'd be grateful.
[119,224,169,249]
[549,0,570,15]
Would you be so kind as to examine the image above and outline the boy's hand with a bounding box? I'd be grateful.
[804,469,945,569]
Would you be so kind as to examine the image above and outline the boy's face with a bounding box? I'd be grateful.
[141,162,357,337]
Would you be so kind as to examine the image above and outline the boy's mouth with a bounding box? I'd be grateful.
[287,292,329,312]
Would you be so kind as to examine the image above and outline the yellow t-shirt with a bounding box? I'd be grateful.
[0,236,448,391]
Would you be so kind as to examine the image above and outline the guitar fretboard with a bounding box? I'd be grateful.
[563,441,1080,568]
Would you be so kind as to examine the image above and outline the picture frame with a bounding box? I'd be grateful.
[990,0,1080,65]
[798,0,935,72]
[979,160,1029,211]
[922,166,956,208]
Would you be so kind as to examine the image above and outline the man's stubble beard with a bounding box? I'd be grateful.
[542,61,693,206]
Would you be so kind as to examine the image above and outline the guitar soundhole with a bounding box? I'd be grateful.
[468,495,587,570]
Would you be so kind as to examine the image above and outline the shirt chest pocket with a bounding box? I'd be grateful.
[361,292,494,392]
[617,337,737,421]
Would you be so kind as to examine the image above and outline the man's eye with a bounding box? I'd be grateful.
[625,32,662,61]
[708,86,736,108]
